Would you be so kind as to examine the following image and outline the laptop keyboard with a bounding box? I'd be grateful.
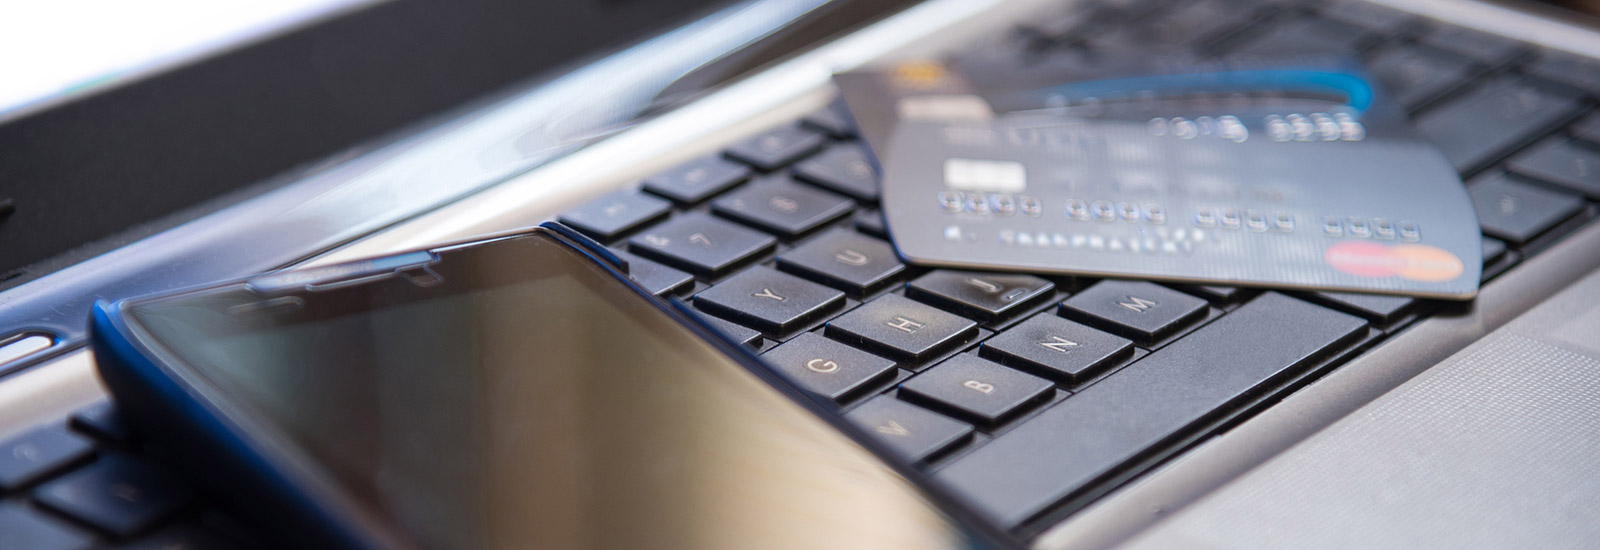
[0,402,255,549]
[589,0,1600,533]
[5,0,1600,546]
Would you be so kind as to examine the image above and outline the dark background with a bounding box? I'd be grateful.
[0,0,739,287]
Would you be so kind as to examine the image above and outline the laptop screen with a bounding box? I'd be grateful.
[0,0,749,287]
[0,0,378,123]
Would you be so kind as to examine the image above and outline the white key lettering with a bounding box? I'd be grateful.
[966,277,1001,293]
[769,196,800,213]
[876,421,910,437]
[1118,296,1157,313]
[640,234,670,248]
[834,249,870,266]
[806,358,840,373]
[1039,336,1078,353]
[885,316,925,333]
[963,380,996,394]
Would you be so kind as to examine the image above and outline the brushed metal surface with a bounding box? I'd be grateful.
[1117,262,1600,550]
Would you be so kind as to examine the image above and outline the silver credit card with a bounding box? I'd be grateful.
[837,56,1481,299]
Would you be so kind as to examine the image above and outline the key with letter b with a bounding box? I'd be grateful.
[899,354,1054,425]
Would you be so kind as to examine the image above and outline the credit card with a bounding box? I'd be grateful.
[836,55,1481,299]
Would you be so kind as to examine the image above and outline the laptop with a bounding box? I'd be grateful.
[3,0,1599,547]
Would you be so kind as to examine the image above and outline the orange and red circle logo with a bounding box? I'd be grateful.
[1324,241,1464,282]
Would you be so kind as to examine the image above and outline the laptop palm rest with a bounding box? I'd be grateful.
[1119,267,1600,549]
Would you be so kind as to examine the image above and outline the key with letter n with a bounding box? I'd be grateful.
[980,313,1133,384]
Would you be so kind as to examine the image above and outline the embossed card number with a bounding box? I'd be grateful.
[837,56,1483,299]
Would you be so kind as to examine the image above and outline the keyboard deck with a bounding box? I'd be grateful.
[7,0,1600,546]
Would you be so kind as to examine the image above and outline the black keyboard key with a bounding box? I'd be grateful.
[1222,17,1370,56]
[1419,23,1524,66]
[800,103,856,139]
[1507,138,1600,199]
[826,294,978,362]
[776,229,904,295]
[711,177,854,238]
[724,126,827,171]
[0,425,93,491]
[1317,1,1414,35]
[1482,236,1508,264]
[900,354,1053,425]
[1304,291,1417,324]
[0,502,92,550]
[1088,0,1262,53]
[762,333,897,403]
[1013,3,1102,43]
[556,192,671,241]
[1057,0,1166,35]
[845,396,971,463]
[120,524,239,550]
[627,213,776,277]
[1182,285,1246,305]
[36,455,196,538]
[71,401,135,447]
[980,314,1132,383]
[641,155,752,205]
[611,250,693,297]
[1468,174,1585,245]
[938,292,1366,527]
[1525,49,1600,92]
[793,145,880,202]
[1417,76,1582,174]
[698,314,762,349]
[695,266,845,334]
[1572,114,1600,145]
[1366,45,1477,111]
[906,271,1054,323]
[855,209,888,239]
[1059,281,1207,344]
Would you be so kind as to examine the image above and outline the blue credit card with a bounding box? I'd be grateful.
[836,55,1481,299]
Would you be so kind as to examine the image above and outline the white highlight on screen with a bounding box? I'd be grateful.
[0,0,377,122]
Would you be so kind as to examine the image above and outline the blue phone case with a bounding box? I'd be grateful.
[90,222,1015,549]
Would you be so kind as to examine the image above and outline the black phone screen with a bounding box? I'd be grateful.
[123,234,979,549]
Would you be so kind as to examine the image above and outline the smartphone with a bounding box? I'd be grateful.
[89,223,1016,550]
